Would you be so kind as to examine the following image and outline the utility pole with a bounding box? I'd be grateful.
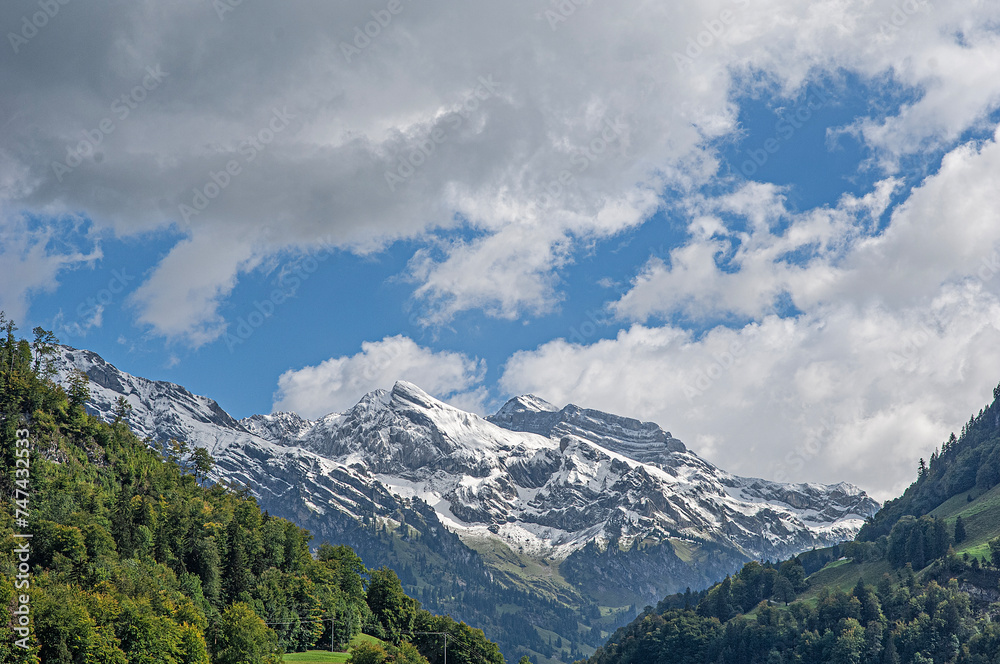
[405,631,448,663]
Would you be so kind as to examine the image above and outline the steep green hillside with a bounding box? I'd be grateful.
[581,536,1000,664]
[0,317,502,664]
[929,483,1000,561]
[799,559,894,599]
[578,384,1000,664]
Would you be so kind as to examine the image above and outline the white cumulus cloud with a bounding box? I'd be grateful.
[6,0,998,337]
[272,335,487,418]
[504,124,1000,500]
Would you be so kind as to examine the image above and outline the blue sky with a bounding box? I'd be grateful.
[23,76,873,414]
[4,0,1000,500]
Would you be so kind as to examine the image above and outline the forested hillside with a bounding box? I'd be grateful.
[0,315,503,664]
[581,522,1000,663]
[578,384,1000,664]
[583,564,1000,664]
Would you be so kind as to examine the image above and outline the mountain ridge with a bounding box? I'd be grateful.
[53,344,879,663]
[56,347,876,559]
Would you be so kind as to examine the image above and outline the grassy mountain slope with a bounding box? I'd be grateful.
[799,559,895,599]
[929,483,1000,561]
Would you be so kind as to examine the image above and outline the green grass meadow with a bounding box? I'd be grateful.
[282,633,384,663]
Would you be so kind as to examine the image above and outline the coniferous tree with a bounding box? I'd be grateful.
[224,519,253,602]
[954,516,966,544]
[883,634,901,664]
[31,326,58,377]
[66,368,90,410]
[876,574,892,602]
[713,576,735,620]
[112,395,133,425]
[191,446,215,483]
[852,577,867,600]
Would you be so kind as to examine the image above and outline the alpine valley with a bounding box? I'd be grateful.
[54,345,878,663]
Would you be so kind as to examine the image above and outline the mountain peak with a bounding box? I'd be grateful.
[494,394,560,417]
[56,343,880,620]
[391,379,430,396]
[390,380,449,410]
[241,411,314,441]
[488,393,563,437]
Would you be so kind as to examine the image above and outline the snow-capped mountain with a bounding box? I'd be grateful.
[52,345,879,658]
[55,346,875,561]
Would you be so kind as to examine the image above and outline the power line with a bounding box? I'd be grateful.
[404,631,449,664]
[259,619,453,661]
